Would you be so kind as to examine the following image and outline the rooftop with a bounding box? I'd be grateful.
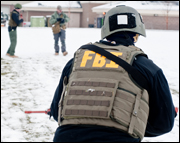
[92,1,179,16]
[22,1,81,8]
[92,1,179,11]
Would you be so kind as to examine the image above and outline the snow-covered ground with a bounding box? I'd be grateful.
[1,27,179,142]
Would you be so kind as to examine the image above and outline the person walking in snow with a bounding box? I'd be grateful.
[6,3,23,58]
[49,5,70,56]
[48,5,177,142]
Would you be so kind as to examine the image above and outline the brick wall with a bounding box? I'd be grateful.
[22,11,81,28]
[81,3,106,28]
[142,15,179,30]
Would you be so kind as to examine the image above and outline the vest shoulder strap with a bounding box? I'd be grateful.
[79,44,150,93]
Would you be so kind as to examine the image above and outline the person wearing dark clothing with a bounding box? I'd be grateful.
[49,5,177,142]
[6,3,23,58]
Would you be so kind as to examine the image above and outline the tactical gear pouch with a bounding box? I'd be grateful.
[60,78,119,121]
[110,88,149,139]
[52,22,61,34]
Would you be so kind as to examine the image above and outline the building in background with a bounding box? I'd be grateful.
[21,1,83,28]
[21,1,114,28]
[79,1,113,28]
[1,1,34,15]
[1,1,179,30]
[1,1,115,28]
[92,1,179,30]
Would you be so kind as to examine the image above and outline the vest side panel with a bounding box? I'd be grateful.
[8,11,18,27]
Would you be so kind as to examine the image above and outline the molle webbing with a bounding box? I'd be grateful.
[67,99,110,107]
[58,43,149,141]
[61,78,118,118]
[71,81,115,88]
[69,90,112,97]
[65,109,108,118]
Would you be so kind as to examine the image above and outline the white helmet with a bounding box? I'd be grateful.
[101,5,146,39]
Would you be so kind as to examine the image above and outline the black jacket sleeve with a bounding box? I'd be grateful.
[133,56,176,137]
[50,58,73,122]
[145,69,177,136]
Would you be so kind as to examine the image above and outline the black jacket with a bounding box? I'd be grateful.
[8,9,23,32]
[50,35,177,142]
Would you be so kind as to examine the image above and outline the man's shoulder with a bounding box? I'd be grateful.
[133,55,161,77]
[12,10,18,15]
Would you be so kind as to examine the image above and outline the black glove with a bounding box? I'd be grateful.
[57,18,64,23]
[46,108,52,119]
[60,18,64,23]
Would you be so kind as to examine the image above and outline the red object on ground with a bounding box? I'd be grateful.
[25,109,51,114]
[175,107,178,113]
[25,111,47,114]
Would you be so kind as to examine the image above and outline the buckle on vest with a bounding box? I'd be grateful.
[133,111,138,116]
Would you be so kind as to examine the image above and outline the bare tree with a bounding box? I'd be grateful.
[163,1,172,30]
[66,1,73,27]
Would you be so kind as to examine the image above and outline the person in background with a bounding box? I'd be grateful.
[49,5,70,56]
[48,5,177,142]
[6,3,23,58]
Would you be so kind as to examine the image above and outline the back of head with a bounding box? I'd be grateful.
[14,3,22,9]
[101,5,146,40]
[57,5,62,11]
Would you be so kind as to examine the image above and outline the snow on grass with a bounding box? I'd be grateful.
[1,27,179,142]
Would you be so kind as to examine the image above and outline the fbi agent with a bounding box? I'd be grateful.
[6,3,23,58]
[49,5,177,142]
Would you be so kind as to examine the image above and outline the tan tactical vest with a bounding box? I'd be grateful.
[58,42,149,140]
[52,13,66,34]
[8,11,19,27]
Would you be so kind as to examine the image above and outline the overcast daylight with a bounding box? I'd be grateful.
[1,1,179,142]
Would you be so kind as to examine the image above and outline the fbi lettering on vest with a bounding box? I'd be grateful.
[80,51,123,68]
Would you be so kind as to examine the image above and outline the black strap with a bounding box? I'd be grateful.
[79,44,150,93]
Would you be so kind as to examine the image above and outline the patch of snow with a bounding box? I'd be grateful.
[1,27,179,142]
